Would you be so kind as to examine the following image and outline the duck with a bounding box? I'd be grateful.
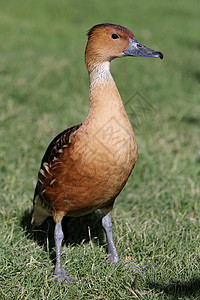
[32,23,163,283]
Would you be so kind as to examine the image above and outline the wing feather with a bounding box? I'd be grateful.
[33,124,82,202]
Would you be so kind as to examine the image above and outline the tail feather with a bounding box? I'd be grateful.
[31,195,52,226]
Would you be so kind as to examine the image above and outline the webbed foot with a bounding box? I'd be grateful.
[53,267,76,283]
[124,261,161,272]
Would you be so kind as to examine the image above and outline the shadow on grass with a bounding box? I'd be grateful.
[181,116,200,126]
[169,115,200,126]
[194,71,200,83]
[147,277,200,298]
[21,210,105,263]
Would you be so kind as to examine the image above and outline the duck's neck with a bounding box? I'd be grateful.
[84,62,128,127]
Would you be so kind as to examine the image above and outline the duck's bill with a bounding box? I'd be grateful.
[123,38,163,59]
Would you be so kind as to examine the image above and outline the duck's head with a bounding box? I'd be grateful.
[85,23,163,72]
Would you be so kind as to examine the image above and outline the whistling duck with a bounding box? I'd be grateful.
[32,23,163,282]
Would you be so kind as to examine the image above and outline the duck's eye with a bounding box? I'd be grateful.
[111,33,119,39]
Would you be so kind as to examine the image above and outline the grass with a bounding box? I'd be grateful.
[0,0,199,298]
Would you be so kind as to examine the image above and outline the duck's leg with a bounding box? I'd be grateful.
[101,211,159,273]
[53,222,75,283]
[101,209,119,264]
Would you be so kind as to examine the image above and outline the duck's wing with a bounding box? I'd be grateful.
[33,124,82,202]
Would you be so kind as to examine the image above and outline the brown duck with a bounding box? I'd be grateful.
[32,23,163,282]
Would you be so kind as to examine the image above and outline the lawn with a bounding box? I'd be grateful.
[0,0,199,299]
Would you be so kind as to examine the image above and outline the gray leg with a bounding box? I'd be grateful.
[101,212,119,264]
[53,223,75,283]
[101,212,157,273]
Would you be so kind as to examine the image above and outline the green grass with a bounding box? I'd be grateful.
[0,0,199,299]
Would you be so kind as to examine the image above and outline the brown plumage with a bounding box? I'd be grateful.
[32,23,163,282]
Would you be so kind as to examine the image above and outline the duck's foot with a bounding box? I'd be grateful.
[105,258,161,273]
[124,261,161,272]
[105,259,141,272]
[53,267,76,284]
[107,254,119,265]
